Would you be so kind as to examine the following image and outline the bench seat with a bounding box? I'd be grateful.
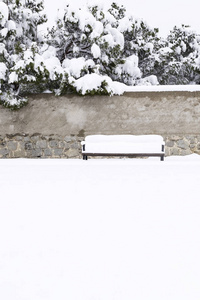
[81,135,165,161]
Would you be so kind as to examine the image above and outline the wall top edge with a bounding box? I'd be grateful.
[124,85,200,93]
[26,89,200,100]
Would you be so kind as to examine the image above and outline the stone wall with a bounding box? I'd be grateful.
[164,135,200,156]
[0,91,200,158]
[0,134,82,158]
[0,134,200,159]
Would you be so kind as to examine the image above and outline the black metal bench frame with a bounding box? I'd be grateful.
[82,144,165,161]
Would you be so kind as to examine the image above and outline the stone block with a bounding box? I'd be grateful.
[15,135,24,141]
[170,148,180,156]
[170,135,181,141]
[65,148,79,158]
[7,141,18,151]
[49,140,59,148]
[0,149,9,157]
[164,147,170,156]
[31,149,43,157]
[59,141,66,149]
[54,149,63,156]
[31,135,41,142]
[71,142,80,149]
[0,141,6,148]
[165,140,174,147]
[185,136,196,144]
[25,142,34,150]
[44,149,52,156]
[64,136,72,142]
[18,141,25,150]
[177,139,190,150]
[63,143,70,150]
[24,136,31,142]
[190,144,196,149]
[13,150,26,158]
[49,134,60,140]
[36,140,47,149]
[180,149,192,156]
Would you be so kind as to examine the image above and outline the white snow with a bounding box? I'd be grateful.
[121,54,141,79]
[73,73,127,95]
[90,21,104,39]
[0,155,200,300]
[62,57,95,79]
[0,27,8,37]
[144,42,154,53]
[7,20,16,31]
[118,16,134,32]
[74,73,109,94]
[68,71,200,95]
[83,142,163,153]
[82,135,164,154]
[124,84,200,92]
[43,57,63,80]
[0,42,5,54]
[106,24,124,49]
[0,62,7,80]
[84,134,164,143]
[0,2,8,26]
[137,75,159,86]
[42,46,57,60]
[8,72,18,84]
[91,43,101,59]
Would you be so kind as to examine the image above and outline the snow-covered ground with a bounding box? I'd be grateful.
[1,156,200,300]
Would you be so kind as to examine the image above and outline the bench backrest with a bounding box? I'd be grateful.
[84,135,164,144]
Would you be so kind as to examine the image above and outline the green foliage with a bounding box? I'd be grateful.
[1,0,200,111]
[0,0,49,109]
[75,80,111,96]
[0,91,28,110]
[108,2,126,21]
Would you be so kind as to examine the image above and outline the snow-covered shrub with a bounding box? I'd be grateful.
[115,54,141,85]
[0,91,27,110]
[70,73,126,96]
[137,75,159,86]
[1,0,200,109]
[159,25,200,84]
[47,1,162,92]
[48,2,126,79]
[0,0,47,109]
[143,25,200,85]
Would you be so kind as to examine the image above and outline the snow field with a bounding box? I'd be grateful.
[0,157,200,300]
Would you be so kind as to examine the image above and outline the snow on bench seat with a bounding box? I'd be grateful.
[81,135,165,161]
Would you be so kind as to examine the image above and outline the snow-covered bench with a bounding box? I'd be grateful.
[81,135,165,161]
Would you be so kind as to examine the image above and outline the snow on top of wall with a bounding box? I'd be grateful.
[73,72,200,95]
[124,84,200,92]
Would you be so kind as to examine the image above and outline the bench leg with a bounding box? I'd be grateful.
[160,155,164,161]
[83,155,88,160]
